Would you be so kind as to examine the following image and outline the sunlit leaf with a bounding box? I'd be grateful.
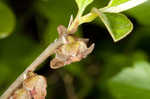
[0,2,15,39]
[100,0,147,13]
[126,0,150,26]
[108,61,150,99]
[93,8,133,42]
[75,0,94,16]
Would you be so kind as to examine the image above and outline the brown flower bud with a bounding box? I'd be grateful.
[10,88,31,99]
[23,72,47,99]
[50,35,94,69]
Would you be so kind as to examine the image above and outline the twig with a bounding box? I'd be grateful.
[0,38,63,99]
[63,73,78,99]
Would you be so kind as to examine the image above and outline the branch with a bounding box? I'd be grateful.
[63,75,78,99]
[0,38,63,99]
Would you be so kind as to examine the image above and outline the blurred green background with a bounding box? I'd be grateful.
[0,0,150,99]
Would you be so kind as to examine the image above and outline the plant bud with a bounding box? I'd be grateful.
[51,35,94,69]
[23,72,47,99]
[10,88,31,99]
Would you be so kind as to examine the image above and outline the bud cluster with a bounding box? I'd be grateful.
[10,72,47,99]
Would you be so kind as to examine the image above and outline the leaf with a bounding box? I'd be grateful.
[100,0,147,13]
[126,0,150,26]
[0,2,15,39]
[93,8,133,42]
[75,0,94,16]
[108,61,150,99]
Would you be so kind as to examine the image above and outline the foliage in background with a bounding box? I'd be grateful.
[0,2,15,39]
[0,0,150,99]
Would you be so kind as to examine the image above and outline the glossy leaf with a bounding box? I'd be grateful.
[75,0,94,16]
[0,2,15,39]
[93,8,133,42]
[100,0,147,13]
[108,61,150,99]
[126,0,150,26]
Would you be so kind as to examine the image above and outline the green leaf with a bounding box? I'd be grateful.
[126,0,150,26]
[93,8,133,42]
[108,61,150,99]
[100,0,147,13]
[0,2,15,39]
[75,0,94,16]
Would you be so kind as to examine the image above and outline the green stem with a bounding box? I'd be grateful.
[79,12,98,24]
[67,12,98,33]
[67,13,80,33]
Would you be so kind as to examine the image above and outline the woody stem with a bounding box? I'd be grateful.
[1,38,63,99]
